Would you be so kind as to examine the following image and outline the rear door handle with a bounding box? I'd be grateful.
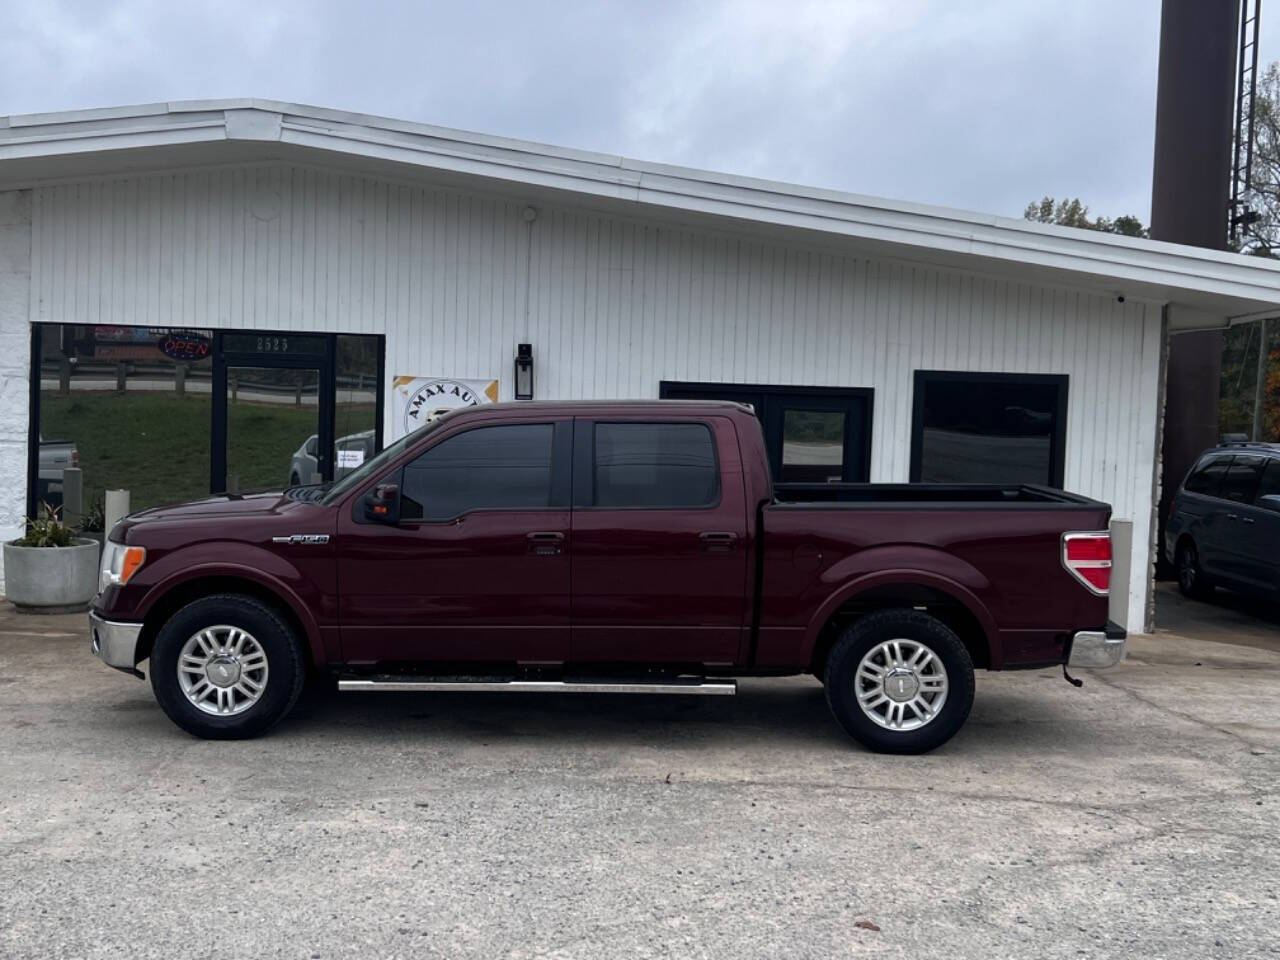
[699,531,738,552]
[526,531,565,555]
[1228,514,1256,524]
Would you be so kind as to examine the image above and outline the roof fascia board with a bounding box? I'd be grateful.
[2,99,1278,312]
[0,121,226,161]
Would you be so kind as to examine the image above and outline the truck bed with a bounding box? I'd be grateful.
[772,483,1106,509]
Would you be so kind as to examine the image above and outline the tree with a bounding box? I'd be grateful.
[1225,61,1280,441]
[1240,62,1280,255]
[1023,197,1149,238]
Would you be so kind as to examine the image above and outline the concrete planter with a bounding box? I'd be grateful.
[3,538,99,614]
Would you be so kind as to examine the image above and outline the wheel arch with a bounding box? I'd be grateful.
[805,572,998,676]
[134,571,324,669]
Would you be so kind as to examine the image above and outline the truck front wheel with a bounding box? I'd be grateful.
[823,609,975,754]
[149,594,306,740]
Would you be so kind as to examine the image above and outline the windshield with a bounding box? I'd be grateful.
[319,419,442,506]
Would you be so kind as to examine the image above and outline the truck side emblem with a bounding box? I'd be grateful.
[272,534,330,545]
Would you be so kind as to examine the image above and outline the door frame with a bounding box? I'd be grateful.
[210,331,337,493]
[658,380,874,482]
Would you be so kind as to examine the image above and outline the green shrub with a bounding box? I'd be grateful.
[80,497,106,534]
[14,503,78,548]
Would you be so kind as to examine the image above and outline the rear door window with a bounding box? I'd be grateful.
[591,422,719,508]
[1184,456,1232,497]
[1219,456,1265,504]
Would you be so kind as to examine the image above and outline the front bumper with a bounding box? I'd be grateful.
[1067,621,1127,668]
[89,610,144,676]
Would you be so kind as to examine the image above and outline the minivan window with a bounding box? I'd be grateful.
[1257,459,1280,502]
[1219,456,1265,504]
[401,424,554,521]
[593,422,718,508]
[1184,457,1231,496]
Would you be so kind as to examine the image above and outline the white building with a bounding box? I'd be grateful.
[2,99,1279,630]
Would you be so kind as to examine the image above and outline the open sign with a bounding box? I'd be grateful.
[159,330,212,361]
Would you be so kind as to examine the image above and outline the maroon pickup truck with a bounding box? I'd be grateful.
[90,400,1124,753]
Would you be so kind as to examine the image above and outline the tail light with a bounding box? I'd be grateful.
[1062,532,1111,595]
[71,449,79,468]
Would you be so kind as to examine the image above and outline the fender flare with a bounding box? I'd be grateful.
[801,567,1000,669]
[135,561,327,666]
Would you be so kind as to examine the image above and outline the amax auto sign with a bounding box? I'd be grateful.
[392,376,499,438]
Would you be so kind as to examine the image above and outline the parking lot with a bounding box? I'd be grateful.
[1,593,1278,960]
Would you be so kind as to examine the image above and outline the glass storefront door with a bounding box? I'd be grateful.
[212,333,335,494]
[224,367,323,493]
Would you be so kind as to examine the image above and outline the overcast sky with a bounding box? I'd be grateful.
[2,1,1277,223]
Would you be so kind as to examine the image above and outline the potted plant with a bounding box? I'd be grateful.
[3,504,100,613]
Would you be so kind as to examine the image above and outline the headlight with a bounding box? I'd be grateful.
[99,541,146,593]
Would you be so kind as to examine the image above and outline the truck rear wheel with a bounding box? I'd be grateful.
[149,594,306,740]
[823,609,974,754]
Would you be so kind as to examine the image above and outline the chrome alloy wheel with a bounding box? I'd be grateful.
[855,638,949,731]
[177,626,269,716]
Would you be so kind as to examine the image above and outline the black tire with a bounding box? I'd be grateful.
[289,472,301,487]
[823,609,975,755]
[1175,540,1212,600]
[150,594,306,740]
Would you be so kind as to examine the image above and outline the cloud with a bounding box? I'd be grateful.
[1,0,1263,223]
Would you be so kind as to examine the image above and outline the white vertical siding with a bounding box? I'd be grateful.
[0,189,32,592]
[28,165,1162,629]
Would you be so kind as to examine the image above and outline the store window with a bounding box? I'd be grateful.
[35,325,215,515]
[31,324,384,518]
[910,371,1068,486]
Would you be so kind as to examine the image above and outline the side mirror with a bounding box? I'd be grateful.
[1258,494,1280,514]
[362,482,400,523]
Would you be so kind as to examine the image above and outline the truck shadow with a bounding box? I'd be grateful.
[274,675,1095,755]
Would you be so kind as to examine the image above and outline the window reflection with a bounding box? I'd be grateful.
[914,373,1066,486]
[38,325,213,512]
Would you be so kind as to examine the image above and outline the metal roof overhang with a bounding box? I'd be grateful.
[2,98,1278,330]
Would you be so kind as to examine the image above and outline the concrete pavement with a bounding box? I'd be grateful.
[0,601,1277,959]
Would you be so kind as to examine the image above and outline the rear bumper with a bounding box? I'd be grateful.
[89,611,144,674]
[1067,621,1127,668]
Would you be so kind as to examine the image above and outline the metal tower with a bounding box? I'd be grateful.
[1230,0,1263,244]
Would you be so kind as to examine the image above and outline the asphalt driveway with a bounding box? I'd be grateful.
[1,600,1277,959]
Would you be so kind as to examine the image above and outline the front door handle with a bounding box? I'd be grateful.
[1227,514,1256,525]
[699,531,738,552]
[526,531,565,556]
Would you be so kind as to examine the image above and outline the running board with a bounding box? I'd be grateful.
[337,677,737,696]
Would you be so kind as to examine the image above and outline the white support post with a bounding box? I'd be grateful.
[1109,518,1134,632]
[104,490,131,537]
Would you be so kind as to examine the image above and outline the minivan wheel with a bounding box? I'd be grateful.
[1176,541,1211,600]
[824,610,975,755]
[150,594,305,740]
